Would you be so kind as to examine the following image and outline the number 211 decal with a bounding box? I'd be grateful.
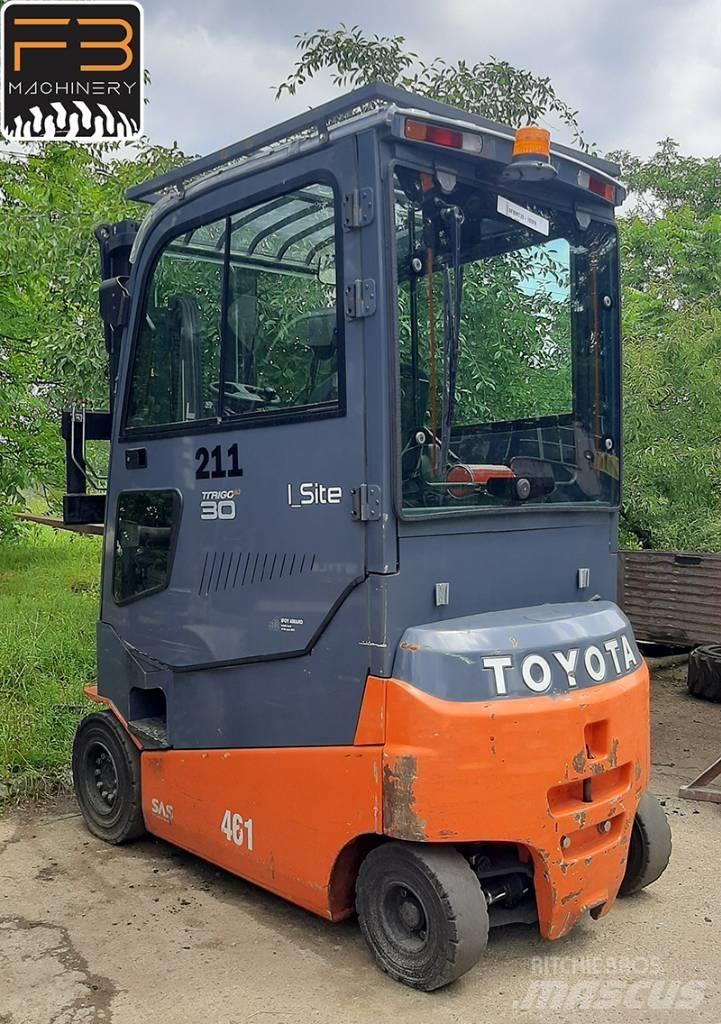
[195,442,243,480]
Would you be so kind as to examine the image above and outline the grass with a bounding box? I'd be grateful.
[0,527,101,795]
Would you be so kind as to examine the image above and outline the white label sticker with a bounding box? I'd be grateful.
[497,195,549,236]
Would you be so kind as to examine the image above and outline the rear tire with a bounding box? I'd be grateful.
[72,711,145,845]
[687,645,721,703]
[619,792,672,897]
[356,841,488,991]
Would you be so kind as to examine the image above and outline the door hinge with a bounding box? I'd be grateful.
[343,187,374,228]
[351,484,382,522]
[344,278,376,319]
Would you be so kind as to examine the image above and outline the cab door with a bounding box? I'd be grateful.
[101,141,368,671]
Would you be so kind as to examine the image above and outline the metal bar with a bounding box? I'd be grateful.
[247,203,322,255]
[679,788,721,803]
[408,206,420,426]
[126,83,621,206]
[304,235,335,266]
[16,514,103,536]
[67,404,88,494]
[165,242,317,277]
[216,191,323,250]
[126,83,391,203]
[276,216,335,260]
[678,754,721,803]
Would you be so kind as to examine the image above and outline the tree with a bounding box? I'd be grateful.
[276,26,586,146]
[612,142,721,549]
[0,139,184,533]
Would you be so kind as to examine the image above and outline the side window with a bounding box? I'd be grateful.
[124,183,341,432]
[113,490,180,604]
[126,217,225,428]
[221,185,339,417]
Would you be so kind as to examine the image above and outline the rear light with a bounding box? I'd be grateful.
[404,118,483,154]
[578,169,616,203]
[588,176,616,203]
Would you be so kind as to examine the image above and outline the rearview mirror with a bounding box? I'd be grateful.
[318,265,336,286]
[98,276,130,328]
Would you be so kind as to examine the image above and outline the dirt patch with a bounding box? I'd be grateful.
[0,917,116,1024]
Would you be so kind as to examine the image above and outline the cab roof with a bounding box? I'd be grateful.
[127,82,623,207]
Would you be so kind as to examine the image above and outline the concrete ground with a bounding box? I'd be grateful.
[1,664,719,1024]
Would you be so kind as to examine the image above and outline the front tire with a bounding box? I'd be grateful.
[619,792,672,897]
[356,841,488,991]
[72,711,145,845]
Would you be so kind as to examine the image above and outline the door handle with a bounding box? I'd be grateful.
[125,447,147,470]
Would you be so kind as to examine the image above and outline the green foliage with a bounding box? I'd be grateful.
[456,247,572,424]
[621,297,721,550]
[612,139,721,221]
[0,529,101,789]
[398,244,572,427]
[614,141,721,549]
[0,138,185,533]
[276,25,586,146]
[253,273,337,405]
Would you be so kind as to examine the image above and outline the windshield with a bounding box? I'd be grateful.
[394,167,620,515]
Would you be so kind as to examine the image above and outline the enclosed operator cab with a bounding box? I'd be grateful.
[71,84,670,991]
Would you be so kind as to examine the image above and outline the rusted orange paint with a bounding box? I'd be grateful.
[140,745,382,920]
[381,663,650,939]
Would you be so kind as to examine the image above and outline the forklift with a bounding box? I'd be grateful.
[66,83,671,990]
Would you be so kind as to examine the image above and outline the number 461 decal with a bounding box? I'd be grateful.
[220,810,254,850]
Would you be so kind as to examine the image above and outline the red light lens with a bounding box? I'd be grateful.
[425,125,463,149]
[404,119,463,149]
[588,176,615,202]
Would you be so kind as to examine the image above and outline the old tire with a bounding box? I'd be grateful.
[619,792,672,897]
[687,645,721,703]
[356,841,488,991]
[72,711,145,845]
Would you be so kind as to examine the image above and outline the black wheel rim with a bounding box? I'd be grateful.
[381,881,430,955]
[83,740,120,818]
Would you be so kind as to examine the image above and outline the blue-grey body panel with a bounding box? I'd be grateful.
[97,113,624,749]
[365,510,618,679]
[104,426,366,669]
[99,581,371,748]
[393,600,639,701]
[101,137,367,672]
